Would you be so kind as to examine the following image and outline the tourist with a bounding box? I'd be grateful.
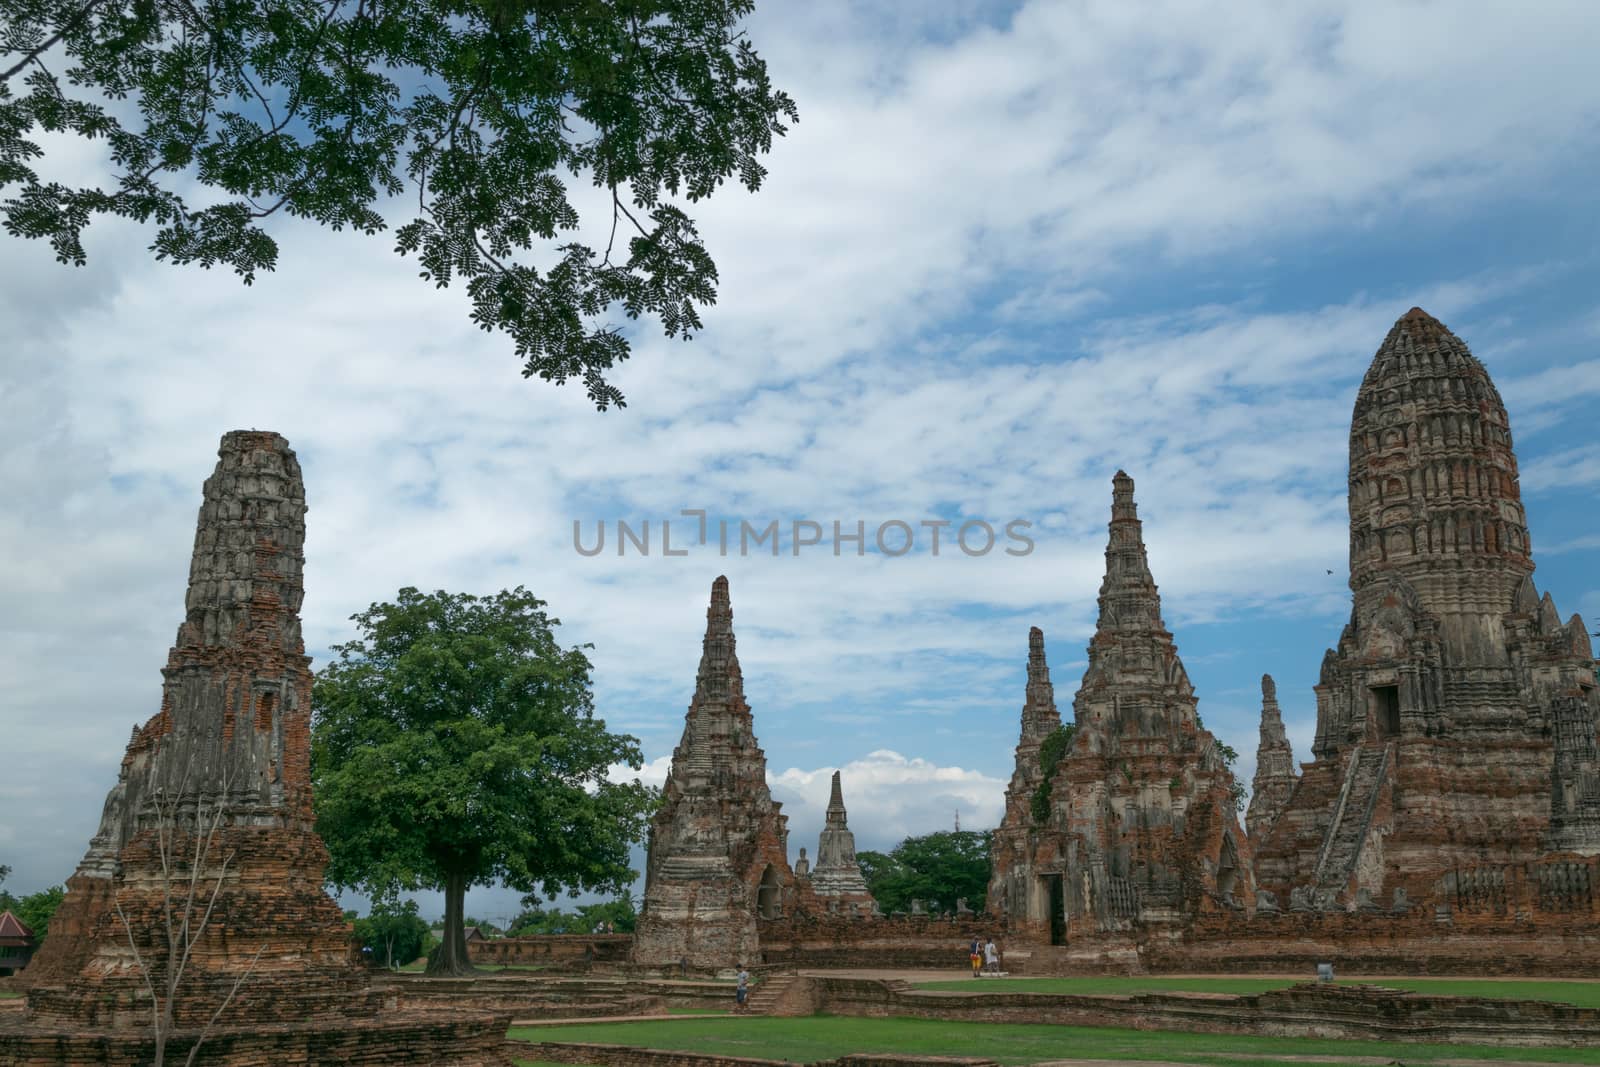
[735,964,750,1013]
[968,936,982,978]
[984,937,999,975]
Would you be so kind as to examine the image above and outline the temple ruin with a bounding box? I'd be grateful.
[804,772,878,915]
[631,576,799,969]
[989,474,1254,963]
[987,626,1064,938]
[1,431,508,1065]
[1253,309,1600,912]
[1245,675,1297,848]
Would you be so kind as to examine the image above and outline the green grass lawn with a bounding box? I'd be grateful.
[507,1015,1598,1066]
[914,975,1600,1008]
[393,961,547,974]
[0,989,23,999]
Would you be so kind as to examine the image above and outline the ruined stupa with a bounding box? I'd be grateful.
[631,576,796,969]
[1245,674,1298,846]
[1254,309,1600,909]
[2,432,508,1065]
[987,627,1065,936]
[991,474,1253,955]
[808,772,878,914]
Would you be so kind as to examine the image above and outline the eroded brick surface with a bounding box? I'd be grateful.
[988,475,1253,951]
[3,431,508,1065]
[632,577,801,970]
[1254,310,1600,914]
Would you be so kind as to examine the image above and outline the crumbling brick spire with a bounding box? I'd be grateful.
[1252,309,1600,909]
[694,574,744,705]
[1079,472,1193,733]
[633,576,796,968]
[8,432,511,1064]
[1095,470,1165,637]
[826,769,846,822]
[811,772,876,908]
[1020,625,1062,744]
[1246,674,1298,845]
[27,431,327,987]
[988,627,1068,924]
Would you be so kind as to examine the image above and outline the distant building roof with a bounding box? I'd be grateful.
[0,910,35,946]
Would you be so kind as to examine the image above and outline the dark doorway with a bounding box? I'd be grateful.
[1047,875,1066,946]
[756,865,782,920]
[1217,834,1240,901]
[1371,685,1401,738]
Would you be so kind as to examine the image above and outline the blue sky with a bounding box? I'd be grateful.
[3,0,1598,926]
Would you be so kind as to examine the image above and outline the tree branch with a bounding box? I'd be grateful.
[184,942,265,1067]
[0,0,111,83]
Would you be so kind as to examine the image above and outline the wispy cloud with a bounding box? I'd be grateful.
[3,0,1598,897]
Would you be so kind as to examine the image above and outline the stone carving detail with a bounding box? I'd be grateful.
[988,474,1255,942]
[5,432,508,1065]
[632,576,796,969]
[809,772,878,912]
[1246,674,1298,845]
[1254,309,1600,916]
[794,847,811,878]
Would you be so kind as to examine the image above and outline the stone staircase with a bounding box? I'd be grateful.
[1313,742,1392,896]
[745,973,816,1016]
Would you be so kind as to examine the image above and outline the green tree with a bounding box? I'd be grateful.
[505,904,577,936]
[0,883,65,944]
[858,831,992,915]
[1029,724,1076,825]
[351,898,431,969]
[1,0,797,410]
[311,586,656,976]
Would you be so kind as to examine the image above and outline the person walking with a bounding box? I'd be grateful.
[968,936,982,978]
[984,936,999,975]
[735,964,750,1013]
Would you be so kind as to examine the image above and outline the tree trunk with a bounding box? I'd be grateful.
[426,870,478,977]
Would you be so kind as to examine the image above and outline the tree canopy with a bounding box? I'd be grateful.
[857,830,992,915]
[346,898,432,969]
[506,891,635,935]
[1,0,797,409]
[0,882,64,942]
[311,586,656,975]
[1030,724,1076,825]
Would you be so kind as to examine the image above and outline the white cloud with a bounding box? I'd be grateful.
[3,0,1599,896]
[1521,444,1600,493]
[613,749,1005,858]
[770,750,1007,856]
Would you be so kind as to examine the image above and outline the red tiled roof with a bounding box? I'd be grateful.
[0,910,35,944]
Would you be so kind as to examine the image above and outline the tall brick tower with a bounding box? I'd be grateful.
[7,432,508,1065]
[808,772,877,912]
[1255,310,1600,909]
[632,576,796,969]
[1246,675,1298,847]
[990,476,1253,958]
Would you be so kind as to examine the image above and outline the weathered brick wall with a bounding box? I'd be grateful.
[811,977,1600,1048]
[1159,902,1600,976]
[384,973,662,1017]
[470,933,633,966]
[380,972,739,1014]
[0,1010,513,1067]
[756,914,1004,969]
